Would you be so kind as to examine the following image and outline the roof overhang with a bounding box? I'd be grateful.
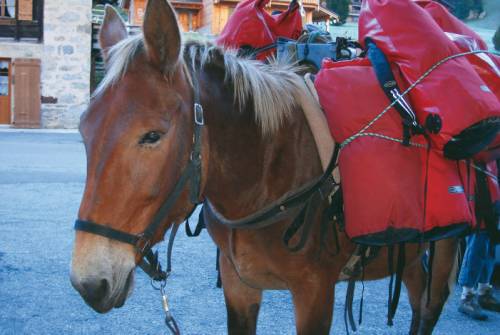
[313,5,339,21]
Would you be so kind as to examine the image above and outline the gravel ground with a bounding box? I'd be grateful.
[0,131,498,335]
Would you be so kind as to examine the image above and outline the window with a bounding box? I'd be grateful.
[0,0,43,41]
[0,61,9,96]
[0,0,16,18]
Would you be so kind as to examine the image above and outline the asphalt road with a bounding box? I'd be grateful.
[0,131,498,334]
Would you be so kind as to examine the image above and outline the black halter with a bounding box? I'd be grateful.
[74,71,205,281]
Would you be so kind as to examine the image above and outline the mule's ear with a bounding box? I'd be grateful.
[143,0,181,74]
[99,5,127,59]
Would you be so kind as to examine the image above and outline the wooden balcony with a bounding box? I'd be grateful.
[215,0,320,7]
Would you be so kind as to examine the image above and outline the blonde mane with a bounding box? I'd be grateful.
[93,35,306,135]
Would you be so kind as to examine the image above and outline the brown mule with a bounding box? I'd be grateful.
[70,1,458,334]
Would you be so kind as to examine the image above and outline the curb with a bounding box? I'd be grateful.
[0,127,79,134]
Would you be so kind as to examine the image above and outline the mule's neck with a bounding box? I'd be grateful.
[199,69,323,220]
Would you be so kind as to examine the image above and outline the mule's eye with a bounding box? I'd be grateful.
[139,131,163,145]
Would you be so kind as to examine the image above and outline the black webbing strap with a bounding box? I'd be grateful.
[205,144,340,230]
[74,220,139,246]
[137,223,180,281]
[426,241,436,307]
[358,252,366,325]
[387,244,395,326]
[475,162,500,244]
[185,216,205,237]
[283,190,323,252]
[216,248,222,288]
[141,162,200,250]
[344,280,357,334]
[319,204,341,256]
[389,243,406,322]
[366,38,423,146]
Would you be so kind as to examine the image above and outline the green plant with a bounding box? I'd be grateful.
[452,0,474,20]
[326,0,350,24]
[493,26,500,51]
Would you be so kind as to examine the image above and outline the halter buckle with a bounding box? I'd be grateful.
[136,234,151,254]
[194,103,204,126]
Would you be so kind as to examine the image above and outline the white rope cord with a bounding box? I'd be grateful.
[340,49,500,149]
[471,163,498,182]
[348,132,428,148]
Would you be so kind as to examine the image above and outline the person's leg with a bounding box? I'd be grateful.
[477,240,500,312]
[457,232,488,320]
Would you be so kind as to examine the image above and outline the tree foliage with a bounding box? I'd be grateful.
[326,0,350,24]
[494,26,500,51]
[451,0,474,20]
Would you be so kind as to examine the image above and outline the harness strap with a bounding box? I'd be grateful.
[205,144,340,230]
[426,241,436,307]
[389,243,406,322]
[74,220,139,246]
[387,244,395,326]
[185,215,205,237]
[475,162,500,244]
[344,280,357,333]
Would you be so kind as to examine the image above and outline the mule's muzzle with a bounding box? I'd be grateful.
[71,275,112,313]
[70,269,134,313]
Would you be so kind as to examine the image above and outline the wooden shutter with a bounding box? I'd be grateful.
[13,58,40,128]
[18,0,33,21]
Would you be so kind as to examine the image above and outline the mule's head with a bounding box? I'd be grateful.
[70,0,201,313]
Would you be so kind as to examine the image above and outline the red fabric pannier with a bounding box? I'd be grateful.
[315,58,472,245]
[358,0,500,160]
[415,0,487,49]
[417,0,500,162]
[216,0,303,60]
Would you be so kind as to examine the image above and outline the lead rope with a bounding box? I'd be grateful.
[151,223,181,335]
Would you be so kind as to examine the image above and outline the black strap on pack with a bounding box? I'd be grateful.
[282,190,323,252]
[365,38,424,146]
[426,241,436,307]
[216,248,222,288]
[344,280,357,334]
[387,245,395,326]
[475,162,500,245]
[389,243,406,323]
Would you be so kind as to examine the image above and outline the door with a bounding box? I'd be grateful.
[0,58,11,124]
[13,58,40,128]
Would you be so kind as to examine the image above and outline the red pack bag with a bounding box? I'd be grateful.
[416,0,500,162]
[315,58,472,245]
[415,0,487,49]
[358,0,500,160]
[216,0,303,60]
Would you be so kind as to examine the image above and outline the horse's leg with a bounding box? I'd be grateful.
[418,238,459,335]
[403,254,426,335]
[219,253,262,335]
[290,274,334,335]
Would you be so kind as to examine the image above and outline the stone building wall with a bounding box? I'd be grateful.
[0,0,91,128]
[41,0,92,128]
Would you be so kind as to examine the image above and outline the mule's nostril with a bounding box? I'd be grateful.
[81,278,109,305]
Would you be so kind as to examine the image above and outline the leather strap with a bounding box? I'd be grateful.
[204,144,340,230]
[74,220,139,246]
